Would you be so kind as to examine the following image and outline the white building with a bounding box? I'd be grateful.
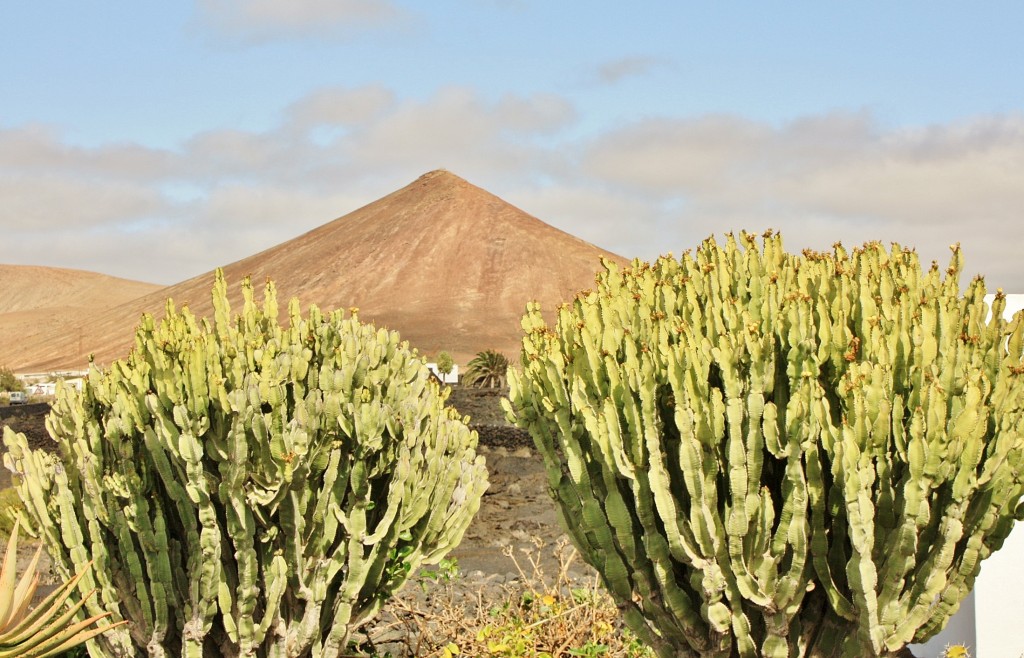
[425,363,459,385]
[26,375,85,398]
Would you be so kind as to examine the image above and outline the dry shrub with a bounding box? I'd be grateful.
[352,537,654,658]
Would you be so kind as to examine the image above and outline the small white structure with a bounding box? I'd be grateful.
[25,375,85,398]
[29,382,56,396]
[426,363,459,385]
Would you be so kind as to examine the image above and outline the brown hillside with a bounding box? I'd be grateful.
[0,266,163,372]
[0,265,161,315]
[9,171,627,372]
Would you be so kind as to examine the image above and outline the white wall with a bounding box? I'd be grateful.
[426,363,459,384]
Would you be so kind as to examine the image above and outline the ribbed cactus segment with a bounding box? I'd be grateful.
[505,232,1024,658]
[3,270,488,657]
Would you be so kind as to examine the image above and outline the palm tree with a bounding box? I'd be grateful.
[463,349,509,388]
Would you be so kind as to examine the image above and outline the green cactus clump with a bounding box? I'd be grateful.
[3,271,488,657]
[504,232,1024,658]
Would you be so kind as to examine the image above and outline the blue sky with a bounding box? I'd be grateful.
[3,1,1024,288]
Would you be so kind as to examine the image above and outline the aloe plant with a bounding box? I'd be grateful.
[0,518,123,658]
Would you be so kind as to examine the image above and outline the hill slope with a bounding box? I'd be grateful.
[7,171,626,371]
[0,265,161,315]
[0,267,163,372]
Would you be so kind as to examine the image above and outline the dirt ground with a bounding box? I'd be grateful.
[443,386,574,576]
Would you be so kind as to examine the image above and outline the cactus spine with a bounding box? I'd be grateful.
[3,270,488,657]
[504,232,1024,658]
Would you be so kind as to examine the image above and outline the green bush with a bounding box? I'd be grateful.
[436,351,455,383]
[0,367,22,393]
[3,271,488,657]
[505,233,1024,657]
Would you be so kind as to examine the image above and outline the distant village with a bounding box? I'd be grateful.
[5,365,461,406]
[4,371,86,404]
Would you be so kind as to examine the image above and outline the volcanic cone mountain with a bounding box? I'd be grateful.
[7,170,627,372]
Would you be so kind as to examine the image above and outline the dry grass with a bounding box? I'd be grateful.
[352,537,654,658]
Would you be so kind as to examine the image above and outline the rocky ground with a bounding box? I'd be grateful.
[443,386,578,575]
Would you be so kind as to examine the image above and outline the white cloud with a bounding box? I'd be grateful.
[341,87,574,178]
[584,115,771,194]
[0,125,175,181]
[4,90,1024,291]
[178,86,573,187]
[596,56,667,85]
[199,183,362,229]
[0,175,167,230]
[285,86,396,131]
[183,129,293,178]
[361,87,571,146]
[508,183,670,260]
[584,112,1024,227]
[195,0,408,42]
[582,111,1024,288]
